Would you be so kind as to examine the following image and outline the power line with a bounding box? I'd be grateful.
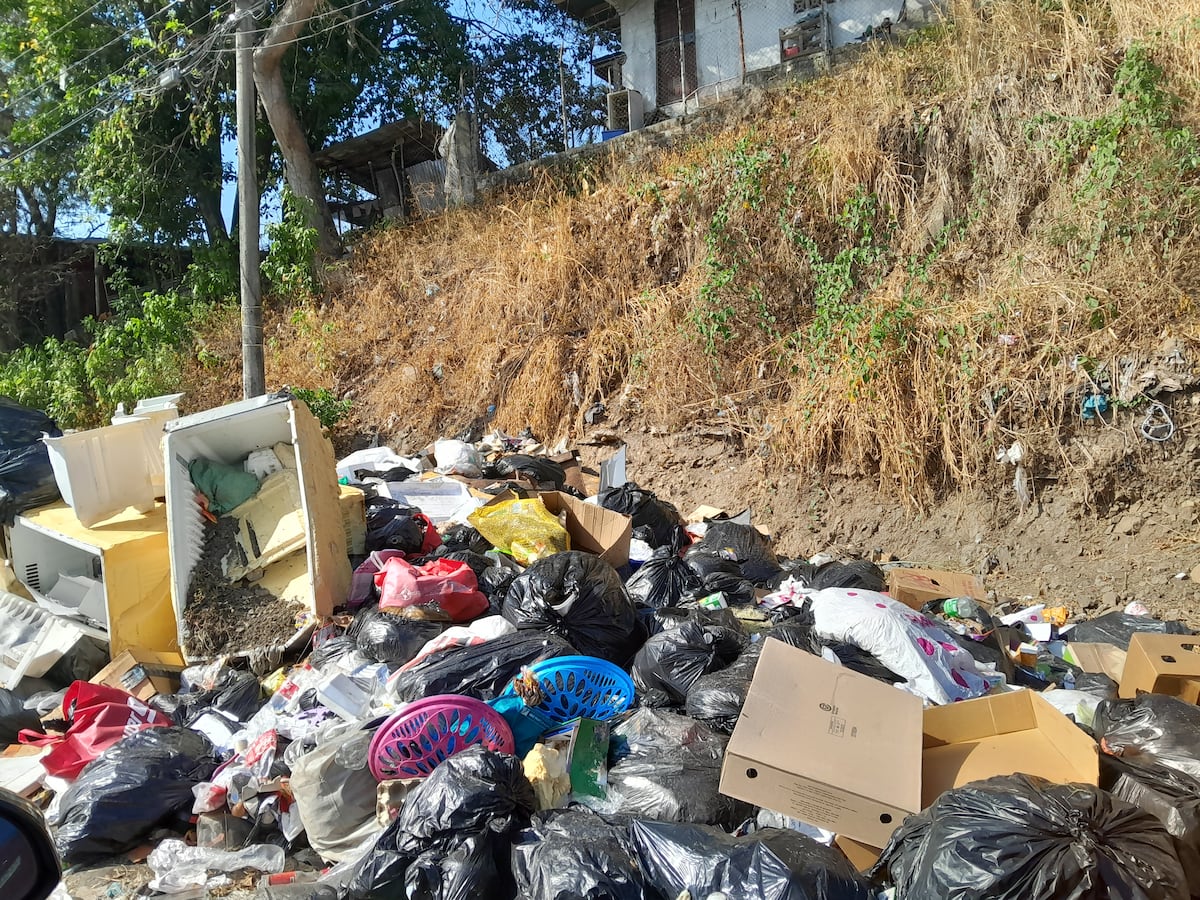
[4,0,115,70]
[0,5,237,169]
[5,1,231,112]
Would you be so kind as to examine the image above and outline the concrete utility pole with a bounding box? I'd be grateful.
[236,0,265,399]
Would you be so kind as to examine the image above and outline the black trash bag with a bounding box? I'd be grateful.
[688,570,758,606]
[308,635,361,670]
[0,444,61,526]
[0,687,42,744]
[632,820,874,900]
[809,559,887,593]
[0,397,63,525]
[761,618,904,685]
[767,608,819,645]
[1069,612,1193,649]
[685,641,764,733]
[870,773,1186,899]
[478,567,517,617]
[1101,753,1200,897]
[1075,671,1119,699]
[625,547,703,609]
[632,620,744,707]
[694,521,781,585]
[606,708,752,829]
[151,666,263,726]
[389,631,575,703]
[644,605,745,637]
[512,807,647,900]
[598,483,687,551]
[822,641,906,685]
[440,524,493,555]
[502,551,646,665]
[0,395,58,449]
[764,558,820,590]
[488,455,567,489]
[55,726,219,864]
[347,747,535,900]
[365,497,429,555]
[349,607,443,668]
[682,547,743,579]
[1094,694,1200,780]
[405,831,505,900]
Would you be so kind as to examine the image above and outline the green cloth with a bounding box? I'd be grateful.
[188,457,260,515]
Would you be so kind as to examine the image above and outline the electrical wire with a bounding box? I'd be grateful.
[5,1,231,112]
[3,0,115,69]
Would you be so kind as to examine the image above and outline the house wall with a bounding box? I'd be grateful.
[618,0,928,112]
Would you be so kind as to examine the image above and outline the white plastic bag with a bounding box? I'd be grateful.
[806,587,988,704]
[147,839,284,893]
[433,439,484,477]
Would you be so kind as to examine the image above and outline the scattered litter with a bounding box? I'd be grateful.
[4,394,1200,894]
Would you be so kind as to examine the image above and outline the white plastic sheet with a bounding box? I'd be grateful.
[147,838,284,893]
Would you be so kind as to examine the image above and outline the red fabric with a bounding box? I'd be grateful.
[375,556,488,623]
[413,513,442,558]
[19,681,170,779]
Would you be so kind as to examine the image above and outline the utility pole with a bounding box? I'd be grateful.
[236,0,265,399]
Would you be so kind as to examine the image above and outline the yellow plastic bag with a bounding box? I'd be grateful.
[468,497,569,565]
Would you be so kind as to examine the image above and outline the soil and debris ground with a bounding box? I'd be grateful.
[184,516,304,659]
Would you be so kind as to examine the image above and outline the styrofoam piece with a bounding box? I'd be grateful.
[244,448,283,480]
[376,479,483,524]
[315,673,374,720]
[46,573,107,625]
[43,421,158,526]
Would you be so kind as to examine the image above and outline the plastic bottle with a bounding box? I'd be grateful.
[943,597,980,619]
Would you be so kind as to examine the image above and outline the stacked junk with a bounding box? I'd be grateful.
[1,390,1200,898]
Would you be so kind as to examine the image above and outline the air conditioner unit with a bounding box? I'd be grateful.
[606,90,644,132]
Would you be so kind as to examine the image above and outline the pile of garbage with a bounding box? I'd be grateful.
[2,391,1200,898]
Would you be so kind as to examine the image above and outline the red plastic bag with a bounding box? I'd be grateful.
[19,681,170,779]
[375,556,488,623]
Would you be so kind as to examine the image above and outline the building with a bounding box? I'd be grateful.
[563,0,935,124]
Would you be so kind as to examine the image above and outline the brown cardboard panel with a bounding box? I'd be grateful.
[91,647,184,702]
[921,690,1097,807]
[1120,634,1200,700]
[720,640,923,848]
[549,451,588,495]
[887,568,986,611]
[539,492,631,568]
[834,836,883,874]
[1068,643,1127,683]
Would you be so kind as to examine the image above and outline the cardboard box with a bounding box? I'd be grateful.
[1065,642,1127,683]
[538,492,631,569]
[887,568,986,611]
[722,642,1099,850]
[720,639,924,847]
[91,647,185,702]
[921,689,1098,806]
[834,836,883,874]
[1119,634,1200,701]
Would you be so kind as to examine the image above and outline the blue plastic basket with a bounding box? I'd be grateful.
[502,655,635,723]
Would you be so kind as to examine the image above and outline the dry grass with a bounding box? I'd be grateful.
[186,0,1200,507]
